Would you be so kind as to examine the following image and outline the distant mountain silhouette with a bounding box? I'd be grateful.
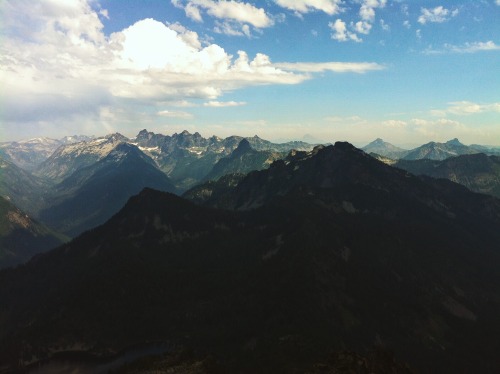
[362,138,409,159]
[1,142,500,372]
[402,138,480,161]
[395,152,500,198]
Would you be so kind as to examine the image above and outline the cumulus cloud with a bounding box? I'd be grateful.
[172,0,273,31]
[327,0,386,42]
[329,19,361,42]
[0,0,384,136]
[360,0,386,22]
[418,6,458,24]
[424,41,500,54]
[274,0,342,15]
[354,21,372,35]
[359,0,386,27]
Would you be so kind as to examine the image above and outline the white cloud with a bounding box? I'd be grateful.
[329,19,361,42]
[274,62,385,74]
[496,0,500,5]
[348,0,386,39]
[185,3,203,22]
[432,101,500,116]
[383,120,407,128]
[173,0,273,28]
[403,20,411,29]
[204,101,246,107]
[359,6,375,22]
[274,0,342,15]
[99,9,109,19]
[424,41,500,54]
[354,21,372,35]
[408,118,462,139]
[418,6,458,25]
[0,0,385,137]
[157,110,194,118]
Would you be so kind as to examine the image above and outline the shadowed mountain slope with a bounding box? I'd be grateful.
[0,155,52,215]
[0,197,66,269]
[38,143,177,237]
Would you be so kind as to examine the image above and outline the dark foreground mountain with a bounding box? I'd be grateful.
[1,143,500,373]
[38,143,177,237]
[0,197,66,269]
[395,153,500,199]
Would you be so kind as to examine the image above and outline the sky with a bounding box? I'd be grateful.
[0,0,499,146]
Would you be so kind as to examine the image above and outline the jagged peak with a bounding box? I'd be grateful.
[446,138,463,146]
[232,139,252,155]
[136,129,152,136]
[104,132,128,142]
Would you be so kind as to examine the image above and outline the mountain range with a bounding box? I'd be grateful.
[361,138,409,159]
[395,153,500,199]
[133,129,314,190]
[1,142,499,373]
[38,142,177,237]
[203,139,283,182]
[2,131,500,267]
[402,138,481,161]
[36,133,127,182]
[0,135,93,171]
[362,138,487,162]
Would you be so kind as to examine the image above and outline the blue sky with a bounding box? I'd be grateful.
[1,0,499,146]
